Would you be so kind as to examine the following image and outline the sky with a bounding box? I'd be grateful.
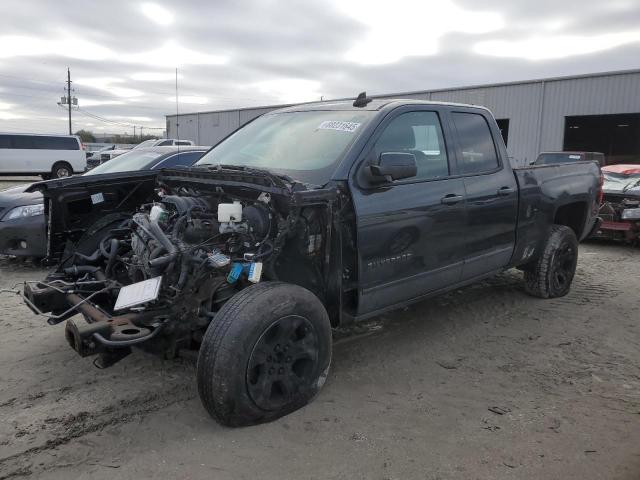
[0,0,639,136]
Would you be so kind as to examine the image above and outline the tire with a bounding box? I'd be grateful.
[197,281,332,427]
[523,225,578,298]
[51,162,73,178]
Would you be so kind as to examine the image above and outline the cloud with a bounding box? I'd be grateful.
[334,0,504,64]
[166,95,209,105]
[123,41,227,67]
[475,30,640,60]
[131,72,183,82]
[0,35,226,67]
[253,79,322,103]
[140,2,174,26]
[78,98,126,107]
[0,0,638,134]
[0,35,113,60]
[75,77,144,98]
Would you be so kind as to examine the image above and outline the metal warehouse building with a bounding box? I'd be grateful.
[166,68,640,167]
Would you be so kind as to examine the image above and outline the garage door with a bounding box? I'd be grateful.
[564,113,640,165]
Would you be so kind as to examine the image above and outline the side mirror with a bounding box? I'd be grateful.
[370,152,417,182]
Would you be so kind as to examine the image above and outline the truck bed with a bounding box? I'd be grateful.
[510,161,601,267]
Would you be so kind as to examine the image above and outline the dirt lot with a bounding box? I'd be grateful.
[0,177,638,479]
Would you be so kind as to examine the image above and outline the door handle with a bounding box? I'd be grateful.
[441,194,464,205]
[497,186,515,196]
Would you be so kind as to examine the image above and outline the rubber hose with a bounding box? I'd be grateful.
[105,238,119,276]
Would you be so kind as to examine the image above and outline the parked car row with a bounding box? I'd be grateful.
[0,133,197,179]
[91,138,195,168]
[0,146,209,257]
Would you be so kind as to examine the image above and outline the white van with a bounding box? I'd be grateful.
[0,133,86,179]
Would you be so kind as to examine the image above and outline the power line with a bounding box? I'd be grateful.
[0,71,264,102]
[74,106,164,130]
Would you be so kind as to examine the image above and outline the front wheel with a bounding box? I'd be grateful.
[523,225,578,298]
[197,282,332,427]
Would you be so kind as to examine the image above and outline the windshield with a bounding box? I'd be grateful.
[603,171,640,192]
[134,139,158,149]
[93,145,113,153]
[195,110,374,185]
[536,153,582,164]
[85,150,163,175]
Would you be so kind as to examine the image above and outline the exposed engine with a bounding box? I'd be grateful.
[22,172,341,367]
[124,193,274,288]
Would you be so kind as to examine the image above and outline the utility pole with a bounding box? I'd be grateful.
[67,68,72,135]
[133,125,136,141]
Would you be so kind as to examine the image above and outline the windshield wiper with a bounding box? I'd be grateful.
[209,163,296,183]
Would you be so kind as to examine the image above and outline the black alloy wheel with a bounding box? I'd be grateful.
[246,315,319,411]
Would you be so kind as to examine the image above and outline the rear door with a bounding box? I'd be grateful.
[450,110,518,279]
[11,135,40,173]
[350,106,467,316]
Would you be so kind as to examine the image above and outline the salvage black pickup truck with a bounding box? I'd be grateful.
[22,95,602,427]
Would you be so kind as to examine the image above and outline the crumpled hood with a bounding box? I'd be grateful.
[603,185,640,199]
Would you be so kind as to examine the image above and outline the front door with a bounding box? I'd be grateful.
[350,108,467,316]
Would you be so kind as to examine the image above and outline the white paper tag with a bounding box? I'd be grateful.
[317,121,361,133]
[91,192,104,204]
[569,155,581,160]
[114,276,162,311]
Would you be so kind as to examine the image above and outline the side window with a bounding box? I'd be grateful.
[12,136,35,149]
[374,111,449,180]
[175,141,191,146]
[0,135,11,148]
[156,151,203,169]
[452,112,500,174]
[158,140,173,146]
[60,137,79,150]
[31,136,50,149]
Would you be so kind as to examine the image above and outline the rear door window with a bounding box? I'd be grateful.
[0,135,11,148]
[452,112,500,175]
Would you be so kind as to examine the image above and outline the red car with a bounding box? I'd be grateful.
[593,164,640,243]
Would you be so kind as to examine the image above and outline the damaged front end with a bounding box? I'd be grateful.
[594,192,640,244]
[24,166,343,367]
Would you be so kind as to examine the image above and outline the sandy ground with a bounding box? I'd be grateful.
[0,175,639,479]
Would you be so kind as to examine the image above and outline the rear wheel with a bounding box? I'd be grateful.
[523,225,578,298]
[197,282,332,427]
[51,162,73,178]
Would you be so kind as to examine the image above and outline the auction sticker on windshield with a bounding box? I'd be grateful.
[317,120,361,133]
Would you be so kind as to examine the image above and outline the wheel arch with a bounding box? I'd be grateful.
[553,201,588,239]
